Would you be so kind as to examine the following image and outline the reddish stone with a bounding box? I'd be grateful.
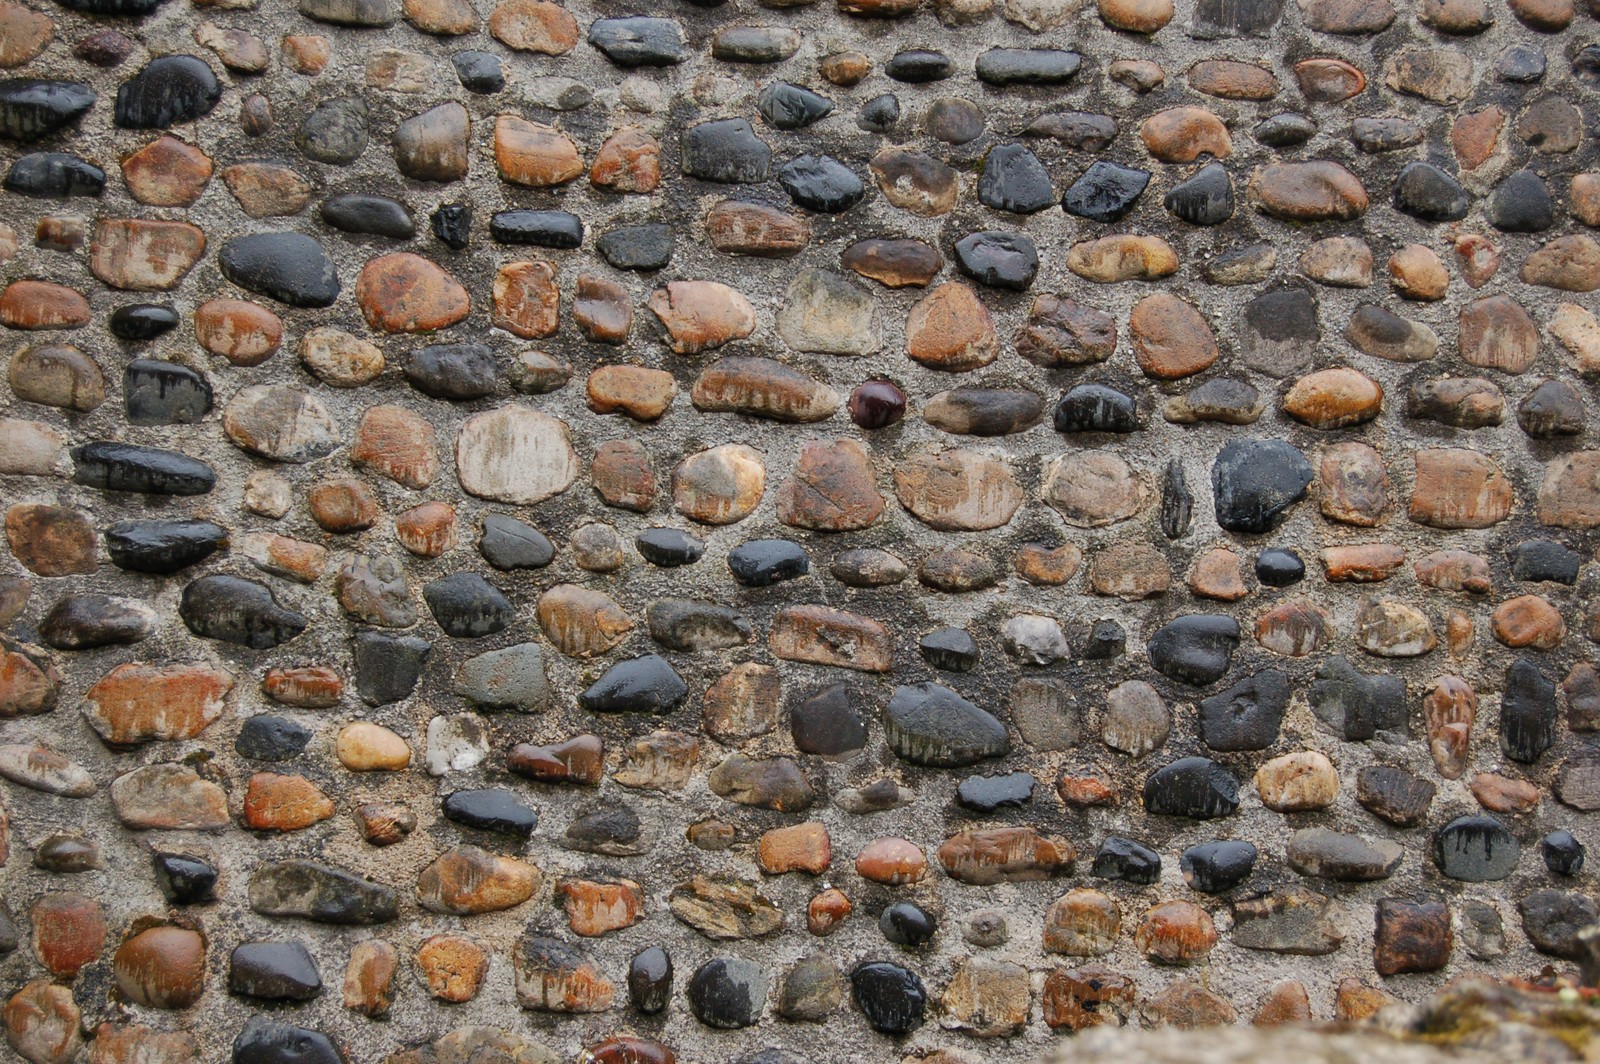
[5,503,95,576]
[507,734,604,784]
[590,440,655,511]
[560,878,645,936]
[242,772,334,832]
[417,935,489,1002]
[350,404,439,489]
[494,115,583,186]
[31,893,104,976]
[395,502,457,558]
[590,127,660,192]
[855,837,926,884]
[89,219,206,290]
[492,259,559,338]
[807,888,851,935]
[112,926,206,1009]
[262,666,342,708]
[308,478,381,533]
[121,135,212,207]
[357,252,471,333]
[194,298,283,366]
[0,281,89,330]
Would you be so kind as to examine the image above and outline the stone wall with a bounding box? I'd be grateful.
[0,0,1597,1060]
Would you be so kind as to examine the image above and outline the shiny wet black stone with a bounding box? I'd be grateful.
[479,514,554,570]
[1190,0,1283,35]
[1143,757,1241,819]
[778,154,864,213]
[1309,655,1405,740]
[637,527,705,567]
[1501,657,1557,763]
[229,942,321,1001]
[884,683,1010,768]
[404,343,497,400]
[236,716,313,762]
[956,770,1034,812]
[1093,836,1161,884]
[1434,814,1520,881]
[4,152,104,196]
[453,51,504,93]
[688,956,766,1029]
[975,47,1082,85]
[1200,670,1289,750]
[1253,112,1315,147]
[598,223,673,270]
[1164,162,1234,225]
[728,539,809,587]
[851,961,926,1035]
[756,82,833,129]
[629,946,673,1013]
[297,95,368,163]
[978,143,1054,214]
[124,359,212,425]
[1255,547,1305,587]
[1392,161,1470,222]
[353,629,430,706]
[1212,438,1312,534]
[1063,160,1150,222]
[1510,540,1581,584]
[579,654,687,713]
[1486,170,1553,232]
[1497,44,1546,82]
[232,1017,344,1064]
[1054,383,1140,433]
[55,0,168,13]
[114,55,220,128]
[0,80,95,142]
[1543,830,1584,876]
[422,573,513,638]
[920,627,979,672]
[1083,619,1126,659]
[1160,458,1192,539]
[588,17,687,67]
[430,202,472,249]
[219,232,341,308]
[952,230,1037,290]
[880,901,937,947]
[73,442,216,495]
[489,209,583,248]
[154,851,217,904]
[682,118,770,183]
[1180,840,1257,892]
[110,303,179,340]
[857,93,900,132]
[1147,614,1240,686]
[181,574,308,649]
[849,380,907,429]
[105,519,226,574]
[443,788,538,837]
[886,49,950,82]
[39,592,151,648]
[1356,765,1435,827]
[320,193,415,239]
[791,683,868,756]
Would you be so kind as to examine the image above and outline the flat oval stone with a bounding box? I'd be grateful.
[114,56,220,128]
[488,209,582,248]
[681,118,770,183]
[884,682,1010,767]
[230,942,321,1001]
[756,82,832,129]
[405,343,496,400]
[851,962,926,1035]
[219,233,340,308]
[232,1018,344,1064]
[1487,169,1553,231]
[0,79,95,142]
[320,193,414,238]
[1287,828,1403,880]
[647,599,750,652]
[179,574,307,648]
[110,303,179,340]
[880,900,937,946]
[857,92,900,132]
[636,526,705,566]
[925,387,1043,435]
[975,47,1082,85]
[236,716,312,761]
[72,441,215,495]
[952,230,1037,290]
[1392,161,1470,221]
[579,655,687,713]
[5,152,104,197]
[922,627,980,671]
[1054,384,1140,433]
[222,385,339,462]
[886,49,951,82]
[443,788,537,836]
[688,957,766,1029]
[713,26,800,63]
[1147,614,1239,685]
[1248,160,1367,221]
[248,859,398,924]
[728,539,809,586]
[1144,757,1240,818]
[588,16,686,67]
[692,356,838,422]
[1180,840,1257,892]
[1024,111,1118,150]
[40,593,154,649]
[154,852,217,903]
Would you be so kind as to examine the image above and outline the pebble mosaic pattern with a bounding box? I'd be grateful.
[0,0,1599,1059]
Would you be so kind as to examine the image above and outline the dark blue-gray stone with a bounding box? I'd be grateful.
[952,230,1037,290]
[124,359,211,425]
[320,193,414,239]
[296,96,368,164]
[248,860,397,924]
[920,627,979,672]
[1147,615,1239,686]
[975,48,1082,85]
[39,593,152,650]
[1510,540,1581,584]
[645,599,751,652]
[114,56,219,128]
[180,575,307,649]
[1309,655,1405,740]
[756,82,833,129]
[154,852,217,904]
[880,901,937,947]
[727,539,809,586]
[850,962,925,1035]
[791,683,867,756]
[1161,458,1192,540]
[886,50,950,82]
[1501,658,1557,763]
[236,716,313,762]
[479,514,553,570]
[430,202,471,249]
[489,209,582,248]
[1211,438,1312,534]
[219,233,341,308]
[72,442,215,495]
[688,956,766,1029]
[884,683,1010,767]
[1181,840,1257,891]
[636,527,704,567]
[232,1018,345,1064]
[956,770,1034,812]
[682,118,770,183]
[1256,547,1305,586]
[1352,117,1422,152]
[1199,669,1289,750]
[109,303,178,340]
[1497,44,1546,82]
[857,94,900,133]
[1434,815,1520,881]
[978,143,1054,214]
[597,223,672,270]
[229,942,321,1001]
[104,519,227,574]
[55,0,168,13]
[422,573,513,638]
[629,946,672,1013]
[442,788,537,836]
[353,630,429,706]
[453,51,504,94]
[1520,890,1598,958]
[1164,162,1234,225]
[1253,112,1315,147]
[1189,0,1284,36]
[0,80,95,142]
[1517,380,1585,439]
[1392,161,1470,221]
[579,654,687,713]
[1092,836,1161,883]
[1053,383,1139,433]
[1063,160,1149,222]
[1486,170,1553,232]
[404,343,496,400]
[779,155,864,213]
[1144,757,1240,819]
[588,17,686,67]
[1543,831,1584,876]
[4,152,103,196]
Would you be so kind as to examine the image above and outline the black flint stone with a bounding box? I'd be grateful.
[953,230,1037,290]
[637,527,705,567]
[646,599,751,651]
[1180,840,1257,892]
[1146,614,1239,686]
[579,654,687,713]
[229,942,321,1001]
[682,118,771,183]
[1309,655,1405,740]
[1200,670,1289,750]
[73,442,216,495]
[41,593,150,648]
[114,55,220,129]
[1487,170,1553,232]
[688,957,764,1029]
[851,962,926,1035]
[422,573,514,638]
[1160,458,1192,539]
[1143,757,1241,819]
[124,359,212,425]
[154,852,217,904]
[320,193,415,239]
[1212,438,1312,534]
[452,51,504,94]
[1392,161,1470,222]
[4,152,104,196]
[1063,160,1150,222]
[489,210,583,248]
[975,48,1082,85]
[236,716,313,762]
[180,574,308,649]
[588,17,687,67]
[598,224,673,270]
[1255,547,1305,587]
[105,519,227,574]
[1501,657,1558,763]
[757,82,833,129]
[232,1017,344,1064]
[857,94,900,133]
[956,770,1034,812]
[920,627,979,672]
[1164,162,1234,225]
[430,202,472,249]
[219,233,341,308]
[1575,45,1600,83]
[778,154,864,213]
[880,901,937,947]
[1518,380,1585,438]
[353,630,430,706]
[404,343,497,400]
[110,303,179,340]
[1434,814,1520,881]
[1356,765,1435,827]
[884,683,1010,767]
[1543,830,1585,876]
[0,80,95,142]
[1510,540,1581,584]
[1190,0,1284,36]
[1497,45,1546,82]
[1092,836,1161,884]
[792,683,868,756]
[629,947,673,1013]
[1253,112,1315,147]
[297,96,368,164]
[978,143,1054,214]
[442,788,538,837]
[886,50,951,82]
[1054,383,1140,433]
[479,514,554,570]
[727,539,809,586]
[1083,619,1125,659]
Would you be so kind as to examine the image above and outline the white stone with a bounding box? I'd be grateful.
[454,404,579,505]
[0,418,67,476]
[426,714,489,776]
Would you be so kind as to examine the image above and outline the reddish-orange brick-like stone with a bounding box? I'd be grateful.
[31,893,104,976]
[758,822,831,874]
[0,280,89,329]
[262,666,342,708]
[807,887,852,935]
[242,772,334,832]
[356,253,470,333]
[194,298,283,366]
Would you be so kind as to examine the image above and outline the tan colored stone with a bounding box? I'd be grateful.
[1068,235,1179,283]
[1248,161,1368,220]
[587,365,675,420]
[673,443,765,524]
[769,605,892,672]
[493,115,583,186]
[1129,293,1217,378]
[895,447,1023,530]
[489,0,578,52]
[537,584,633,657]
[1389,244,1449,300]
[492,260,559,339]
[1042,451,1146,527]
[90,219,206,291]
[649,280,756,354]
[1256,751,1340,811]
[1409,448,1513,528]
[121,136,212,207]
[1538,452,1600,528]
[1190,547,1247,600]
[1140,107,1230,162]
[1283,367,1383,428]
[905,282,998,369]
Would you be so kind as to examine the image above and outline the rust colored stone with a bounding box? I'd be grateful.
[357,253,470,333]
